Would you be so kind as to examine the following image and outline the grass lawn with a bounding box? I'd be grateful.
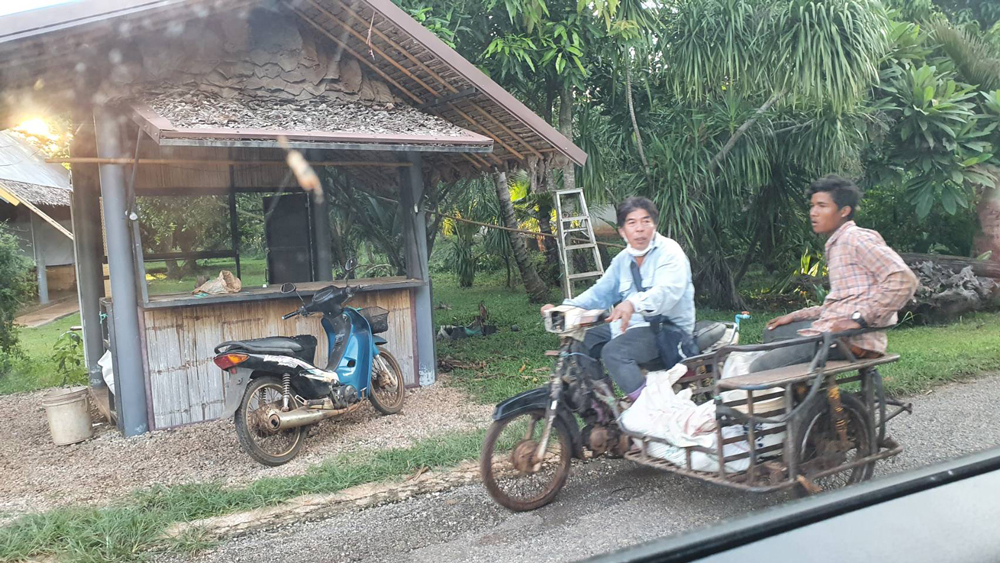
[0,313,83,396]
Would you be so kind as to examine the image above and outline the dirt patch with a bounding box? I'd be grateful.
[0,379,491,523]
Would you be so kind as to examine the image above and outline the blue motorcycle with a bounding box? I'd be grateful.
[213,260,405,466]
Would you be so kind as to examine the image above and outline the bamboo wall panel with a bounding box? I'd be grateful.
[142,288,415,429]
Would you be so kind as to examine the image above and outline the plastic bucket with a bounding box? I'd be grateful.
[40,386,93,445]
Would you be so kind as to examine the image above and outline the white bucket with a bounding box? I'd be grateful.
[40,386,93,445]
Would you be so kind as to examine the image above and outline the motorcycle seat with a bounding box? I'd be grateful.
[217,336,316,355]
[693,321,727,352]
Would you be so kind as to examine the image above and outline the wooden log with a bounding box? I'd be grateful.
[901,253,1000,279]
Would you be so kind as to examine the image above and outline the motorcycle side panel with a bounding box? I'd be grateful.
[492,386,584,459]
[328,309,374,395]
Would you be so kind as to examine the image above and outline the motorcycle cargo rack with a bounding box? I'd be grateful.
[359,306,389,334]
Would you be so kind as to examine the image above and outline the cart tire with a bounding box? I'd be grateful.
[794,393,875,498]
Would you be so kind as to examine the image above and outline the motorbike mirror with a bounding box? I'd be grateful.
[344,257,358,272]
[279,282,297,294]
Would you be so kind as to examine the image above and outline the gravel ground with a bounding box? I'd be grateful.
[0,378,491,523]
[170,374,1000,563]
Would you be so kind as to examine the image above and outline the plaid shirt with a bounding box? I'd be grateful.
[790,221,917,354]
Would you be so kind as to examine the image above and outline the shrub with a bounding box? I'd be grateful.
[0,222,33,375]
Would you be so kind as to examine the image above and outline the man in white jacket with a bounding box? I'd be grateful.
[541,197,695,401]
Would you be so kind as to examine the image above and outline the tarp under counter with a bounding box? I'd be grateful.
[125,277,422,430]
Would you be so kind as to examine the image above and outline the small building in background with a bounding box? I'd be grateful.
[0,131,74,304]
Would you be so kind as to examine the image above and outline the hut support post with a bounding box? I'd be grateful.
[312,194,333,281]
[228,166,242,279]
[95,108,149,437]
[399,152,436,385]
[70,120,106,387]
[28,212,49,304]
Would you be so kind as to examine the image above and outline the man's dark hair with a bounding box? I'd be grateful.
[806,175,862,219]
[616,197,659,227]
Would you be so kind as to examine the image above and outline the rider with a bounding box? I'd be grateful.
[755,175,918,372]
[541,197,695,402]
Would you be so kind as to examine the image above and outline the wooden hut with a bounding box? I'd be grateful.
[0,131,75,304]
[0,0,586,436]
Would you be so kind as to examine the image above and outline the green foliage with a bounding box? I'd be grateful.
[51,330,86,387]
[857,182,978,255]
[882,64,996,217]
[0,222,32,375]
[0,314,80,396]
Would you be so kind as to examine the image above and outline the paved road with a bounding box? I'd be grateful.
[180,375,1000,563]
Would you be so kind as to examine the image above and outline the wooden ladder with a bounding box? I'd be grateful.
[554,188,605,299]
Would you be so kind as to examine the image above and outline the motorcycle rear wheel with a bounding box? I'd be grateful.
[234,375,306,466]
[369,350,405,415]
[480,409,573,511]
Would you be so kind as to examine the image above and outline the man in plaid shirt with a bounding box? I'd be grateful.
[751,175,918,373]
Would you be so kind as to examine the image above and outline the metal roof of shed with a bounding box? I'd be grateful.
[0,131,71,206]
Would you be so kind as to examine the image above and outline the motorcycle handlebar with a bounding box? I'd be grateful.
[282,307,304,320]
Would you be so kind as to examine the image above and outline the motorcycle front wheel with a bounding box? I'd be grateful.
[234,375,306,466]
[480,409,573,511]
[369,350,405,415]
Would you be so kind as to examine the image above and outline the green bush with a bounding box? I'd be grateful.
[0,222,33,374]
[858,182,978,256]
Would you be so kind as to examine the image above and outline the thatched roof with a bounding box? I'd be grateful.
[0,131,71,207]
[0,178,71,207]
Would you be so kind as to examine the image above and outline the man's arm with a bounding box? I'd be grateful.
[788,306,823,322]
[563,260,619,311]
[625,248,688,316]
[852,233,918,325]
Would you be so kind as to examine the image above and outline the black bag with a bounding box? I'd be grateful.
[629,261,698,369]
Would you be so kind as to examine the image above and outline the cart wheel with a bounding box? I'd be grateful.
[794,393,875,498]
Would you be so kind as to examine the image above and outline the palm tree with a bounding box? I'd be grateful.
[493,170,550,302]
[616,0,893,306]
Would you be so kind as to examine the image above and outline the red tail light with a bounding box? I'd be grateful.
[214,353,249,369]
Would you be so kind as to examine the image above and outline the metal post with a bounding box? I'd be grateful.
[399,152,436,385]
[95,108,149,437]
[311,192,333,281]
[69,121,106,387]
[228,166,241,279]
[29,212,49,304]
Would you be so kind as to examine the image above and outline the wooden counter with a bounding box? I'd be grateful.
[125,276,422,429]
[142,277,423,308]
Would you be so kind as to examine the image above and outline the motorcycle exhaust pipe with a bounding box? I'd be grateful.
[268,402,362,430]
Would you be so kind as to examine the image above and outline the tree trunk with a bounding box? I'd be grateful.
[528,159,559,282]
[624,62,651,187]
[975,168,1000,264]
[494,170,549,302]
[559,83,576,192]
[900,253,1000,279]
